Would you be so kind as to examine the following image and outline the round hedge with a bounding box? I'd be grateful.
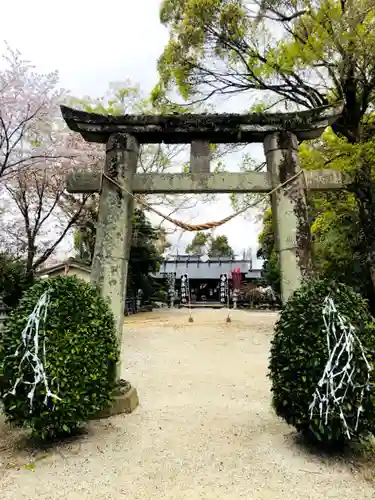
[269,279,375,445]
[1,275,119,440]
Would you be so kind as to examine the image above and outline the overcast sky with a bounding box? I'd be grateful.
[1,0,265,265]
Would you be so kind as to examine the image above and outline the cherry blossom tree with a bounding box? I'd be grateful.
[2,166,93,274]
[0,45,99,273]
[0,45,65,181]
[0,48,231,274]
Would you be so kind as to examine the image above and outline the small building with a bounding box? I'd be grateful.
[153,255,262,303]
[36,258,138,315]
[36,257,91,282]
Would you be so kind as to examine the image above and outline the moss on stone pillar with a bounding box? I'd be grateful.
[91,133,139,378]
[264,132,312,303]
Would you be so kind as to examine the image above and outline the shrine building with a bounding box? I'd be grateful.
[153,254,262,303]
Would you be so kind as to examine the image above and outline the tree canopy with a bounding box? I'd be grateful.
[156,0,375,311]
[257,128,375,304]
[185,231,235,257]
[208,235,235,258]
[75,208,162,300]
[185,231,210,256]
[154,0,375,142]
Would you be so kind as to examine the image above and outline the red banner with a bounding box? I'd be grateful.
[231,267,242,290]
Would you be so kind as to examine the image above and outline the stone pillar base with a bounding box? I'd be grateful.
[94,384,139,419]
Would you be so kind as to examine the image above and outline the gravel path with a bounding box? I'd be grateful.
[0,308,374,499]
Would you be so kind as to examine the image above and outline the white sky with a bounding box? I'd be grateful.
[1,0,265,265]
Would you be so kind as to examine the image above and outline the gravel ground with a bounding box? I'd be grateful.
[0,308,374,499]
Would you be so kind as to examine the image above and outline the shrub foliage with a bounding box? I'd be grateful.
[269,279,375,445]
[0,252,34,309]
[1,275,119,440]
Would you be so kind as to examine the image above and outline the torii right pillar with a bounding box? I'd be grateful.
[264,131,313,304]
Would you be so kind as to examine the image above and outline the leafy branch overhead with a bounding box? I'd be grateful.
[155,0,375,142]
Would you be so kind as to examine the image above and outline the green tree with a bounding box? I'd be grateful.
[208,234,234,258]
[155,0,375,141]
[185,232,235,257]
[185,231,210,255]
[257,134,374,302]
[74,208,162,300]
[156,0,375,310]
[257,208,280,294]
[298,129,374,300]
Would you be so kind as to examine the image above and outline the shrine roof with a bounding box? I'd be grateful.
[153,259,262,281]
[60,103,343,144]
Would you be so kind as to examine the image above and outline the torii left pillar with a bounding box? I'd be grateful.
[92,133,140,416]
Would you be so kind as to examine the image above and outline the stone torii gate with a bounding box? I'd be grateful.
[60,103,344,403]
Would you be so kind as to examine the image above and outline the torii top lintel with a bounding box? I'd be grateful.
[60,103,343,145]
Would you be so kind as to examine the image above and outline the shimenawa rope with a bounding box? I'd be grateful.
[100,169,305,232]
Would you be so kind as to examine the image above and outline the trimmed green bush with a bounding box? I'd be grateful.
[1,275,119,440]
[269,279,375,445]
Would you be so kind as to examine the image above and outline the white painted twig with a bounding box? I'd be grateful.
[4,290,61,412]
[308,296,372,439]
